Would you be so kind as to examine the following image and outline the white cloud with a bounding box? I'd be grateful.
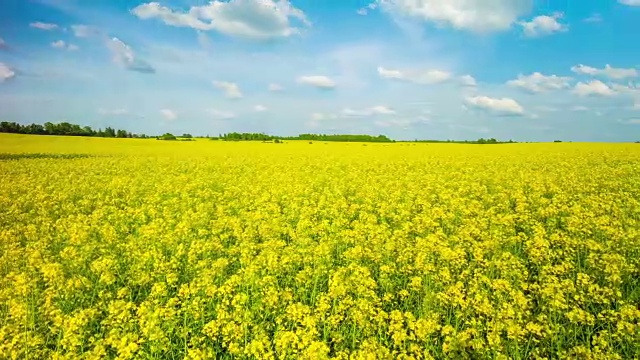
[619,0,640,6]
[459,75,477,87]
[132,0,310,40]
[571,105,589,111]
[519,12,567,37]
[311,113,327,121]
[160,109,178,120]
[611,83,640,95]
[357,2,378,15]
[506,72,572,93]
[254,104,268,112]
[212,81,243,99]
[207,108,237,120]
[373,0,533,33]
[51,40,66,49]
[583,13,602,23]
[30,22,58,30]
[571,64,599,76]
[377,66,452,84]
[71,25,101,38]
[0,63,15,83]
[611,83,640,108]
[311,106,396,123]
[297,75,336,89]
[51,40,79,51]
[98,108,129,116]
[618,118,640,125]
[573,80,616,97]
[369,105,396,115]
[0,38,6,49]
[465,95,524,115]
[268,83,284,92]
[106,37,156,73]
[341,105,396,117]
[571,64,638,80]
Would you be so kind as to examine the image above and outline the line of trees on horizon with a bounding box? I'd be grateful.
[0,121,150,138]
[213,132,394,143]
[1,121,522,144]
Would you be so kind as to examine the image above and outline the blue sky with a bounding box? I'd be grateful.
[1,0,639,141]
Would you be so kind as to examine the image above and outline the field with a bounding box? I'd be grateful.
[1,133,639,359]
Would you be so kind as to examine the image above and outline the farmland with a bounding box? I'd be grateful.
[1,133,639,359]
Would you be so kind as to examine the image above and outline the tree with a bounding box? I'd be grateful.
[159,133,177,140]
[104,127,116,138]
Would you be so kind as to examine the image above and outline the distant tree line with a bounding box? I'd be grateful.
[1,121,522,144]
[286,133,393,143]
[408,138,516,144]
[0,121,149,138]
[214,132,394,143]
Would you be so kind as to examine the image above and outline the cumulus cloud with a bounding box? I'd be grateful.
[310,106,396,122]
[611,83,640,108]
[572,80,616,97]
[459,75,477,87]
[51,40,79,51]
[106,37,156,73]
[506,72,572,93]
[357,2,378,15]
[51,40,66,49]
[29,22,58,30]
[268,83,284,92]
[160,109,177,120]
[519,13,567,37]
[207,108,237,120]
[71,25,101,38]
[131,0,310,40]
[297,75,336,89]
[571,64,638,80]
[341,105,396,117]
[571,105,589,111]
[465,95,524,116]
[377,66,452,84]
[611,83,640,95]
[310,113,330,121]
[372,0,533,33]
[0,63,15,82]
[254,105,268,112]
[213,81,243,99]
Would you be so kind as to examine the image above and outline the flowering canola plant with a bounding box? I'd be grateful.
[0,134,639,359]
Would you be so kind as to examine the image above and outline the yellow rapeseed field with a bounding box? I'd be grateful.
[1,133,639,359]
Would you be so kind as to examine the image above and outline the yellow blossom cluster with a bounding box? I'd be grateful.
[1,134,639,359]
